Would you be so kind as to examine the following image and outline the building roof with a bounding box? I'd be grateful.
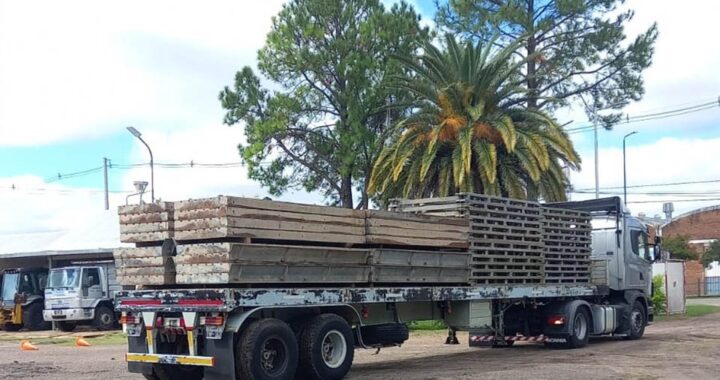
[661,204,720,229]
[0,210,126,257]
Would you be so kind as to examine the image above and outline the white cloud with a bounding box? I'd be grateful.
[570,136,720,217]
[0,0,284,146]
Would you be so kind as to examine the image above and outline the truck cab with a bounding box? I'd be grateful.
[44,264,119,331]
[0,268,50,331]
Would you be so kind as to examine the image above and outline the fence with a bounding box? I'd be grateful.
[686,276,720,297]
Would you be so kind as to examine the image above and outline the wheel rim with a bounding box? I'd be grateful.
[631,309,644,333]
[260,336,288,375]
[100,313,112,324]
[573,312,587,340]
[321,330,347,369]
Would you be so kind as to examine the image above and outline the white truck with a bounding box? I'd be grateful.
[115,196,659,380]
[44,263,121,331]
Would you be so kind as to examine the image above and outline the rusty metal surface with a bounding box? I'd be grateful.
[115,284,601,312]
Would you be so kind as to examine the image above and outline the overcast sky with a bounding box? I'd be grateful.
[0,0,719,245]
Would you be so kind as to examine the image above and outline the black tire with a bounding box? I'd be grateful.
[93,305,115,331]
[143,364,203,380]
[360,323,409,346]
[566,307,590,349]
[625,301,646,340]
[3,323,22,332]
[58,321,77,332]
[297,314,354,380]
[23,302,50,331]
[236,318,299,380]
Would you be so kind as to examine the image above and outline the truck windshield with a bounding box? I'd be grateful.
[1,273,19,301]
[48,268,81,289]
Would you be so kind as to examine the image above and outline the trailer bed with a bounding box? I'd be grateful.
[115,284,603,312]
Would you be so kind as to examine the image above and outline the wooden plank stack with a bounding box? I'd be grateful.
[113,246,175,286]
[115,196,470,287]
[391,193,593,285]
[174,243,469,285]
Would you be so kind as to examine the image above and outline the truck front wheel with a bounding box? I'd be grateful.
[93,306,115,330]
[297,314,354,380]
[625,301,646,340]
[236,318,299,380]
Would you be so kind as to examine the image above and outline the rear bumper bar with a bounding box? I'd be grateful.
[126,353,215,367]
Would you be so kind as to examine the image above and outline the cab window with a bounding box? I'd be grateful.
[630,229,650,260]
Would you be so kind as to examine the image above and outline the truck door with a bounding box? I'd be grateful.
[81,268,103,308]
[625,226,652,291]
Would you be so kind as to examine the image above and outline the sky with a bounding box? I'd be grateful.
[0,0,719,249]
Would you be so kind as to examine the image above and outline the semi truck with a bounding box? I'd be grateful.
[0,267,50,331]
[115,196,658,380]
[43,263,121,331]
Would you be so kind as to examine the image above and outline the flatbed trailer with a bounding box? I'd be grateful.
[115,196,658,380]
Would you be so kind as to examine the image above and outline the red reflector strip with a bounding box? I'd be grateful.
[177,299,224,306]
[121,299,163,306]
[120,316,141,325]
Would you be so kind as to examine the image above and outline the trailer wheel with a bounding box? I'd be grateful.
[143,364,203,380]
[23,302,50,331]
[624,301,646,340]
[236,318,299,380]
[58,321,77,332]
[566,307,590,349]
[93,306,115,331]
[297,314,354,380]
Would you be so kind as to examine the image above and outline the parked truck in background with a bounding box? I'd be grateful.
[115,196,658,380]
[0,267,49,331]
[44,263,121,331]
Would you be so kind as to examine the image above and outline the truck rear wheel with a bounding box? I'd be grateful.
[236,318,299,380]
[566,307,590,349]
[297,314,354,380]
[624,301,646,340]
[93,306,115,330]
[3,323,22,331]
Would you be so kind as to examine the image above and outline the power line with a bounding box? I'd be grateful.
[565,98,719,135]
[574,178,720,191]
[626,198,720,204]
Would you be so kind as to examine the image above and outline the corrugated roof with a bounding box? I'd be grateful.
[0,210,126,256]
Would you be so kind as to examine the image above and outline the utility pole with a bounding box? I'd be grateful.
[623,131,638,205]
[594,122,599,199]
[103,157,109,210]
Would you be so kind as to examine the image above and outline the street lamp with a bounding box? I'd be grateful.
[623,131,638,205]
[126,126,154,203]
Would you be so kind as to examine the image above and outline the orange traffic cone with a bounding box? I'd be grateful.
[75,337,91,347]
[20,340,38,351]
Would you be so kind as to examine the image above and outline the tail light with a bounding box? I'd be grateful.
[156,316,164,328]
[120,315,141,325]
[200,316,224,326]
[547,315,566,326]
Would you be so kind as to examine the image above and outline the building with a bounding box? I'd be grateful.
[0,211,123,271]
[661,205,720,296]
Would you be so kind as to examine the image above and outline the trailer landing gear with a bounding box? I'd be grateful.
[445,328,459,345]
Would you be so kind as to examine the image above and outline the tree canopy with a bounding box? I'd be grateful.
[662,234,698,261]
[219,0,429,208]
[701,241,720,268]
[436,0,658,126]
[368,35,580,203]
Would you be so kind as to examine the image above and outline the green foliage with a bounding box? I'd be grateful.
[368,34,580,203]
[436,0,658,125]
[663,235,698,261]
[219,0,430,208]
[652,274,666,314]
[407,320,447,331]
[701,240,720,268]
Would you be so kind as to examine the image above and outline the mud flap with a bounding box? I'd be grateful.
[203,332,236,380]
[127,334,153,375]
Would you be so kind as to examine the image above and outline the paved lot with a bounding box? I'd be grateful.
[1,311,719,380]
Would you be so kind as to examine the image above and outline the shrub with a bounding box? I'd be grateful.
[652,274,667,314]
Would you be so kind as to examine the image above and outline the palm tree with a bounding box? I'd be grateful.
[369,34,580,203]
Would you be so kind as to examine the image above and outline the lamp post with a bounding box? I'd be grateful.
[126,126,154,203]
[623,131,638,205]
